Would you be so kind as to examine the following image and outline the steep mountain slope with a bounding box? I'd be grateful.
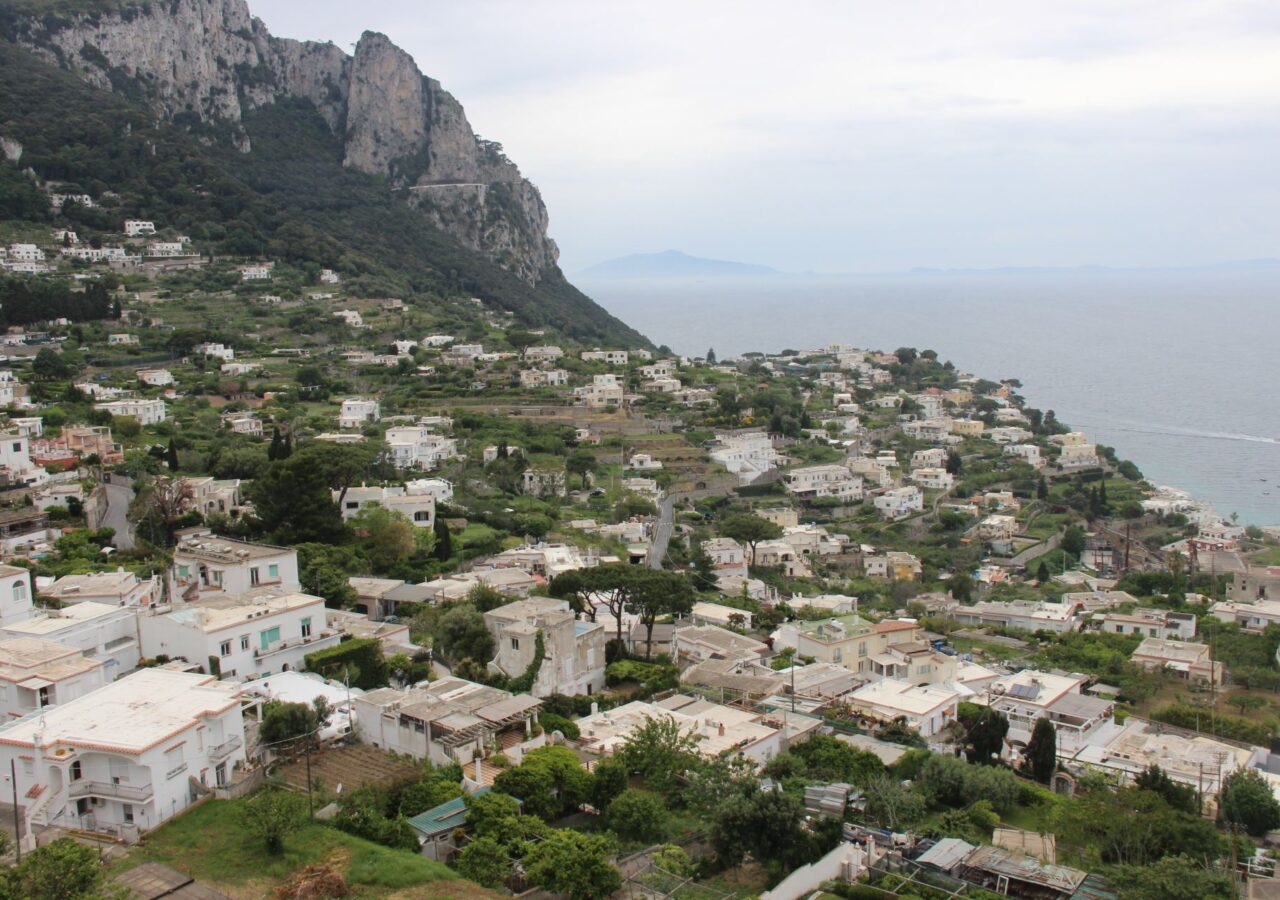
[0,0,647,346]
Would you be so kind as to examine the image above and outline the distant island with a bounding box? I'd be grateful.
[579,250,777,279]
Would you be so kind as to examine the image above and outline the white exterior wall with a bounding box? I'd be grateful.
[140,598,337,680]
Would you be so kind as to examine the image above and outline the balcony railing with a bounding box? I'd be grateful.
[165,762,188,780]
[208,735,242,760]
[68,780,154,802]
[253,631,340,659]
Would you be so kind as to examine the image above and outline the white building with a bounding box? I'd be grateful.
[711,432,783,485]
[873,486,923,519]
[40,570,159,608]
[123,220,156,236]
[136,368,174,387]
[575,694,820,767]
[384,424,459,470]
[339,398,381,429]
[0,669,247,840]
[0,567,34,629]
[846,679,960,737]
[785,465,864,501]
[171,536,300,599]
[0,601,141,676]
[353,676,543,767]
[485,597,606,697]
[335,483,436,528]
[141,591,339,680]
[94,398,167,425]
[952,600,1080,634]
[194,342,234,362]
[580,349,630,365]
[1094,608,1197,641]
[0,637,107,719]
[0,432,50,487]
[909,467,954,491]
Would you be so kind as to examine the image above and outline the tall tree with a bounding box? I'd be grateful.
[267,426,282,461]
[719,513,782,566]
[250,454,344,544]
[127,475,193,546]
[165,436,180,471]
[432,516,454,561]
[1023,716,1057,783]
[963,705,1009,764]
[1220,768,1280,837]
[565,448,598,490]
[627,569,695,658]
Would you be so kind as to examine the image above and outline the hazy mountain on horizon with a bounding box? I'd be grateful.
[580,250,777,279]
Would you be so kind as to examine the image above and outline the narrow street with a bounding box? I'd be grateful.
[101,480,136,550]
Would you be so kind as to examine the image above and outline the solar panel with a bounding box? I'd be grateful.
[1009,683,1040,700]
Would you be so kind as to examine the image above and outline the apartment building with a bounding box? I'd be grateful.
[171,536,300,599]
[0,637,107,719]
[0,669,247,841]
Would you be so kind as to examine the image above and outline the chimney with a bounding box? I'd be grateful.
[590,701,599,716]
[475,755,483,785]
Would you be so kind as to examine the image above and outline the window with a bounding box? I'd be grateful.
[11,442,20,452]
[268,564,279,579]
[37,686,50,708]
[250,567,260,586]
[70,760,82,782]
[177,565,190,579]
[833,648,843,663]
[260,626,280,651]
[219,640,232,657]
[21,759,32,777]
[240,635,250,651]
[346,502,359,510]
[511,637,520,650]
[122,803,134,824]
[12,581,25,603]
[212,570,223,585]
[414,511,430,522]
[858,642,867,657]
[301,618,312,639]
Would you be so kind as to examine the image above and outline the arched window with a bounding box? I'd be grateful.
[12,580,25,604]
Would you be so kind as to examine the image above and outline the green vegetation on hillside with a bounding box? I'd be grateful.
[0,39,648,347]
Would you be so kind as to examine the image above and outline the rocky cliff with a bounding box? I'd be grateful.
[8,0,558,284]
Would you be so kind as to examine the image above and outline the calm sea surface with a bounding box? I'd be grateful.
[581,269,1280,526]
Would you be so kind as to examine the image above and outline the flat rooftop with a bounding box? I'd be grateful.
[0,637,103,683]
[2,601,129,636]
[0,669,240,754]
[173,536,292,563]
[163,591,323,633]
[851,679,958,716]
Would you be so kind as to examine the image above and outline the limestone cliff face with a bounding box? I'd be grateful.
[9,0,559,283]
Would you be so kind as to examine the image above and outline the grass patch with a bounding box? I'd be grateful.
[115,798,461,896]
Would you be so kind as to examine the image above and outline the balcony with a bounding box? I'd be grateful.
[68,780,154,803]
[253,631,341,659]
[208,735,242,761]
[165,762,188,781]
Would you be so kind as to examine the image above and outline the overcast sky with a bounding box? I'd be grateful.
[250,0,1280,273]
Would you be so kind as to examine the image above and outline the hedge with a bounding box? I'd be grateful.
[304,637,388,689]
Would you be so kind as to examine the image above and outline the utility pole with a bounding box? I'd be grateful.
[9,758,20,863]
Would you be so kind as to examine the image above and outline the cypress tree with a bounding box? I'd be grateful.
[1024,717,1057,783]
[165,437,180,471]
[432,517,453,561]
[281,431,293,459]
[268,427,282,461]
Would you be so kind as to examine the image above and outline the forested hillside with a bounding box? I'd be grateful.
[0,38,648,346]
